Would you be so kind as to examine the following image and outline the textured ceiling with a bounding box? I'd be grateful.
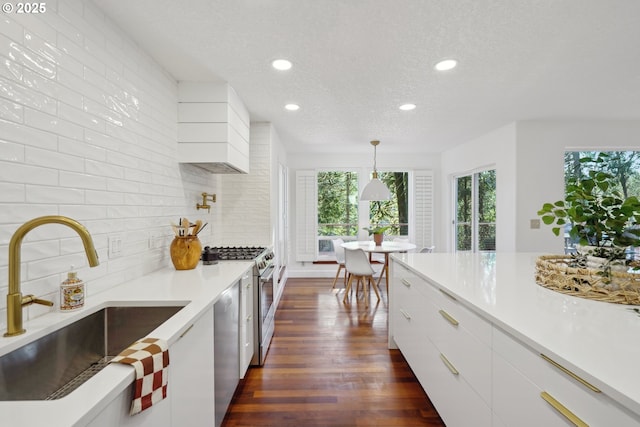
[94,0,640,155]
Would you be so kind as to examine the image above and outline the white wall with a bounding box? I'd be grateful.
[441,123,517,252]
[515,120,640,252]
[0,0,218,330]
[439,120,640,254]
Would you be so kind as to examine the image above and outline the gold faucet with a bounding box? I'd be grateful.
[4,216,100,337]
[196,192,216,212]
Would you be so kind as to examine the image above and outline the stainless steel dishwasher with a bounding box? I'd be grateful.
[214,281,239,427]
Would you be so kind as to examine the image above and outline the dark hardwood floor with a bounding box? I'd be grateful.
[222,277,445,427]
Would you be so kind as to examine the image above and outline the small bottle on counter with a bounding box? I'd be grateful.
[60,265,85,311]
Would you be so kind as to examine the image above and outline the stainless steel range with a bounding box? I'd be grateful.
[203,246,276,366]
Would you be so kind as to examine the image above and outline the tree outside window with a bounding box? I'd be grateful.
[369,172,409,235]
[563,151,640,252]
[317,171,358,254]
[455,170,496,252]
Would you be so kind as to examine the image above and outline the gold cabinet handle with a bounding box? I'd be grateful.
[438,309,459,326]
[401,278,412,288]
[540,392,589,427]
[439,288,457,301]
[179,323,194,338]
[440,353,459,375]
[400,309,411,320]
[540,354,601,393]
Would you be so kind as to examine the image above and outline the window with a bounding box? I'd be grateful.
[317,171,359,256]
[454,169,496,252]
[563,151,640,251]
[296,169,433,262]
[369,172,409,236]
[316,171,410,258]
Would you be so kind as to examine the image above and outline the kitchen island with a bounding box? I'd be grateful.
[389,252,640,427]
[0,261,253,427]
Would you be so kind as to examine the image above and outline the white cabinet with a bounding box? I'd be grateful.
[391,262,492,427]
[239,268,254,378]
[493,327,640,427]
[170,306,215,427]
[85,306,215,427]
[391,258,640,427]
[85,383,171,427]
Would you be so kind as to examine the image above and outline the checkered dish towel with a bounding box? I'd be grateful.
[110,337,170,415]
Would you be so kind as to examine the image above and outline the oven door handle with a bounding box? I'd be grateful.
[259,265,275,283]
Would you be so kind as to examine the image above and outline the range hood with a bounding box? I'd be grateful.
[177,82,250,174]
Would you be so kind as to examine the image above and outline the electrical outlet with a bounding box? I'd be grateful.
[530,219,541,229]
[108,234,124,258]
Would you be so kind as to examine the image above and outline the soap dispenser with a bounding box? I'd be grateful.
[60,265,85,311]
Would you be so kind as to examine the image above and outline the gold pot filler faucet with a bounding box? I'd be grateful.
[4,216,100,337]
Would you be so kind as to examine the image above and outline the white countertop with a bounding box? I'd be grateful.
[0,261,253,427]
[391,252,640,416]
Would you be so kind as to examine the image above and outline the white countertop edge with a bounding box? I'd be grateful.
[390,252,640,417]
[0,261,253,427]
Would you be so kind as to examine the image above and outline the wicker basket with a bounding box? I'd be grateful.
[535,255,640,305]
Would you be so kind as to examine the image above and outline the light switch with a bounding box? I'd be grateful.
[530,219,541,229]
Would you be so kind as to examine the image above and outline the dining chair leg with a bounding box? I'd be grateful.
[343,274,355,303]
[361,276,369,308]
[331,264,344,289]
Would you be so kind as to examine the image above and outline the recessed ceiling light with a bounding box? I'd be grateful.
[285,104,300,111]
[399,104,416,111]
[434,59,457,71]
[272,59,292,70]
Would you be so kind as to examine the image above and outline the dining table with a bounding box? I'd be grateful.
[341,240,417,291]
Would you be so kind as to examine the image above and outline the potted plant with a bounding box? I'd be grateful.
[537,165,640,269]
[363,225,391,246]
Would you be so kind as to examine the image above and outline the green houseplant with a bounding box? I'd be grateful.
[537,167,640,264]
[363,225,391,246]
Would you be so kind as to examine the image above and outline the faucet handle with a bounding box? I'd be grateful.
[22,295,54,307]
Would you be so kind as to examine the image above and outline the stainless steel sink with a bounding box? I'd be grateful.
[0,305,184,401]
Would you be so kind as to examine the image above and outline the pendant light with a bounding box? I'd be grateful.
[361,140,391,201]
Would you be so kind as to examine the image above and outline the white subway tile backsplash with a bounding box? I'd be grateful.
[0,0,221,328]
[0,76,57,115]
[25,146,85,172]
[0,161,58,185]
[0,57,23,82]
[0,98,23,122]
[59,136,107,161]
[26,184,84,204]
[0,203,59,222]
[59,170,106,190]
[10,13,57,42]
[58,204,108,220]
[0,32,56,79]
[23,68,83,108]
[0,182,25,202]
[0,117,57,148]
[58,100,104,132]
[25,107,84,140]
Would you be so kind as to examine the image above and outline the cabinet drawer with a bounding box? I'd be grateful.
[424,296,492,404]
[421,277,492,348]
[421,335,492,427]
[493,328,640,426]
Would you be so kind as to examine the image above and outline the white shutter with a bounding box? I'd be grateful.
[413,171,434,250]
[295,170,317,262]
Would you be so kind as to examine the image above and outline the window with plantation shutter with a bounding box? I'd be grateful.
[413,171,434,250]
[295,170,318,261]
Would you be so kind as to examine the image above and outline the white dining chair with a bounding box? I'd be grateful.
[343,248,380,307]
[331,238,347,289]
[419,246,435,253]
